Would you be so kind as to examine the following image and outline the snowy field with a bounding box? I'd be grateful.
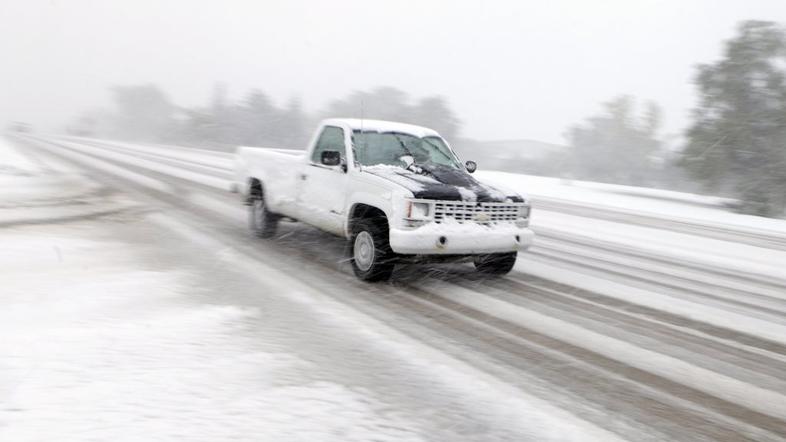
[3,134,786,441]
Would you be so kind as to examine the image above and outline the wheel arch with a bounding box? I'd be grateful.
[245,177,263,205]
[346,203,389,238]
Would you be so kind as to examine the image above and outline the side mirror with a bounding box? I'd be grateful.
[465,160,477,173]
[321,150,342,166]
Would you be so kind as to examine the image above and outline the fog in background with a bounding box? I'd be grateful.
[3,0,785,141]
[3,0,786,215]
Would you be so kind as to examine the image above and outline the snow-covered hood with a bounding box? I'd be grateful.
[361,164,524,202]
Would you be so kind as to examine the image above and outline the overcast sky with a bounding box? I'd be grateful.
[2,0,786,144]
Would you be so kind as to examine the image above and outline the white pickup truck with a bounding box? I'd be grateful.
[234,118,534,281]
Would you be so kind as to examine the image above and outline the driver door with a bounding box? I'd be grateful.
[297,125,349,235]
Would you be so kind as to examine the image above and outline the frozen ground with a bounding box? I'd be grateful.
[3,134,786,441]
[0,138,616,441]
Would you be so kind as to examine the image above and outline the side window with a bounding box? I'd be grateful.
[311,126,346,164]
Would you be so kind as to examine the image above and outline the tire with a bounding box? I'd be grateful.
[350,218,394,282]
[249,193,278,238]
[474,252,517,275]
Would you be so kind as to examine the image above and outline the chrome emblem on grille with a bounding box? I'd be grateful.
[473,212,491,222]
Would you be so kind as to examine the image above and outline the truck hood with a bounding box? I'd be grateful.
[361,164,523,202]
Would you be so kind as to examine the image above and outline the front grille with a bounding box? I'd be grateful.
[432,201,527,224]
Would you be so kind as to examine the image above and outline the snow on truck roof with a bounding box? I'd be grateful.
[322,118,441,138]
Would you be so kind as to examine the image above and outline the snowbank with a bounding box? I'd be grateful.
[477,171,786,235]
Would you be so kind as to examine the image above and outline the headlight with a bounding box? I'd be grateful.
[516,205,531,227]
[407,201,430,219]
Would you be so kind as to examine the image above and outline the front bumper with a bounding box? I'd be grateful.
[389,226,535,255]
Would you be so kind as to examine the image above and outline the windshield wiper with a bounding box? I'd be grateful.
[390,133,414,157]
[390,133,424,173]
[421,137,456,164]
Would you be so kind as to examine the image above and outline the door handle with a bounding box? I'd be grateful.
[300,174,308,180]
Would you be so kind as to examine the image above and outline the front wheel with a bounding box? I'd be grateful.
[350,219,394,282]
[474,252,517,275]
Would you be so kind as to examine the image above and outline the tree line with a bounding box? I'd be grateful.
[70,85,460,151]
[68,20,786,217]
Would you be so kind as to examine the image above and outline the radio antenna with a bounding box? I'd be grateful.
[355,99,364,171]
[360,99,364,133]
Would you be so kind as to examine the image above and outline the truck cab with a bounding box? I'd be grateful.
[235,118,534,281]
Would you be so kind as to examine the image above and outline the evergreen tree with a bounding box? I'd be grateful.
[565,95,662,186]
[681,20,786,216]
[109,84,175,141]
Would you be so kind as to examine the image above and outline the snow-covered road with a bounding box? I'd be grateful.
[3,134,786,441]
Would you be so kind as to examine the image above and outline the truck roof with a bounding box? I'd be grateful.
[322,118,440,138]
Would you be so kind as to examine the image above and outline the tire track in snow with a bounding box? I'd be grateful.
[379,284,783,441]
[412,279,786,423]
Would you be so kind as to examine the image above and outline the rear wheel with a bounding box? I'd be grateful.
[474,252,517,275]
[350,219,394,282]
[249,192,278,238]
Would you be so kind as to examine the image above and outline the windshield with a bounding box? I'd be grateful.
[352,130,462,169]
